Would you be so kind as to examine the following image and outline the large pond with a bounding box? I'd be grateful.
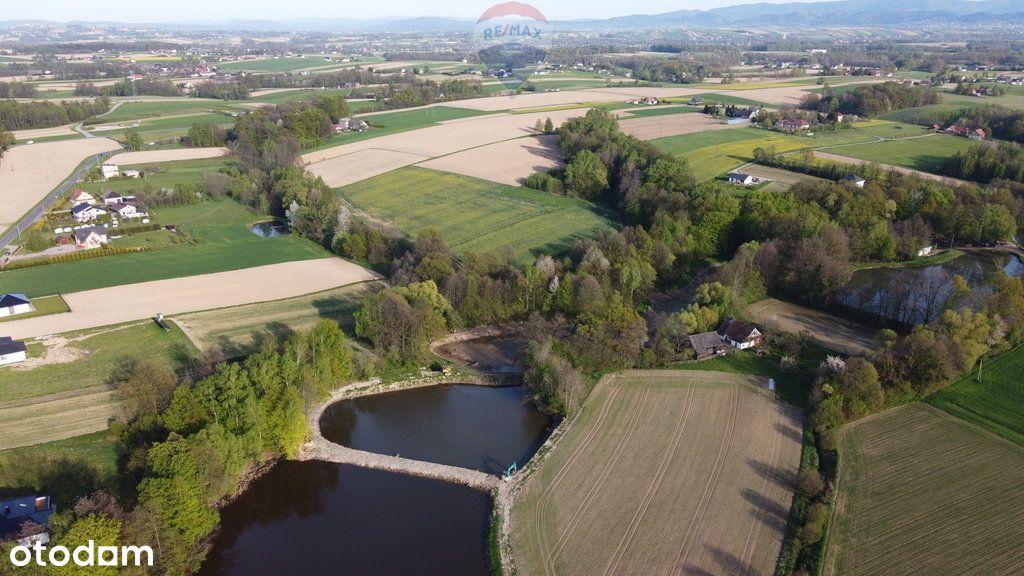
[842,252,1023,325]
[200,462,490,576]
[320,384,553,474]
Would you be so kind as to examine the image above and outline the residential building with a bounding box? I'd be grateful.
[72,203,107,222]
[970,128,986,141]
[102,191,124,205]
[0,336,28,366]
[688,96,704,106]
[0,294,33,318]
[842,174,867,188]
[74,225,109,249]
[123,169,141,178]
[775,118,811,132]
[0,495,53,546]
[109,202,146,219]
[727,172,755,186]
[100,163,120,180]
[717,319,764,350]
[69,189,96,205]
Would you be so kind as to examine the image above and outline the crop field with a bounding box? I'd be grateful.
[682,134,810,182]
[928,344,1024,445]
[0,199,329,297]
[93,100,247,123]
[826,403,1024,576]
[510,370,803,576]
[338,167,617,261]
[306,106,495,151]
[174,281,382,359]
[826,134,975,173]
[747,298,876,356]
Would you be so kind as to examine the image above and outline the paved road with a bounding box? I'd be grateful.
[0,151,112,250]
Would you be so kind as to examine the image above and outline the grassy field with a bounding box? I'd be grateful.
[652,127,768,155]
[852,121,932,140]
[77,157,227,196]
[0,295,68,323]
[0,430,118,480]
[683,134,810,182]
[308,106,494,151]
[338,167,617,261]
[746,298,877,356]
[826,403,1024,576]
[248,88,352,105]
[92,100,247,123]
[94,112,236,144]
[0,198,329,297]
[822,133,975,172]
[215,57,340,73]
[927,344,1024,445]
[510,370,802,576]
[174,281,381,359]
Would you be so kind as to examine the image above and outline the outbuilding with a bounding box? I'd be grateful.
[0,336,28,366]
[0,294,33,317]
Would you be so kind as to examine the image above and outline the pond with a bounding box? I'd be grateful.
[842,252,1023,325]
[199,462,490,576]
[250,220,291,237]
[320,384,553,474]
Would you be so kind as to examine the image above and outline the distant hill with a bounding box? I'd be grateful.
[1,0,1023,32]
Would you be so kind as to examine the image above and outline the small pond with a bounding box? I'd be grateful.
[199,462,490,576]
[250,220,291,237]
[320,384,553,474]
[842,252,1023,325]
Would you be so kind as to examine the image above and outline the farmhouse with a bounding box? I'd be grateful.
[100,163,120,180]
[728,172,755,186]
[689,331,727,359]
[970,128,986,141]
[0,293,33,317]
[0,495,53,546]
[69,190,96,205]
[72,203,107,222]
[74,225,109,249]
[717,318,764,350]
[108,202,146,219]
[775,118,811,132]
[102,191,124,205]
[688,96,704,106]
[0,336,28,366]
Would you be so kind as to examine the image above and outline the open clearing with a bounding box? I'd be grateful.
[106,147,228,164]
[812,151,970,184]
[826,403,1024,576]
[0,258,380,339]
[338,167,616,261]
[814,134,975,174]
[510,370,802,576]
[619,112,743,140]
[928,344,1024,445]
[0,389,117,451]
[747,298,876,356]
[418,135,563,185]
[174,281,382,359]
[0,138,122,232]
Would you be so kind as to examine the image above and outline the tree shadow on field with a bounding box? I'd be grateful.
[746,458,796,489]
[774,421,802,444]
[740,487,788,534]
[705,545,764,576]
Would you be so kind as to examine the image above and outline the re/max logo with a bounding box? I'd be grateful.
[482,24,543,40]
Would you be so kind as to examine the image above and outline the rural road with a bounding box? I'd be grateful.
[0,150,114,250]
[0,258,381,339]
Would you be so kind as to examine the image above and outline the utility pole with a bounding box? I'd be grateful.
[977,357,984,383]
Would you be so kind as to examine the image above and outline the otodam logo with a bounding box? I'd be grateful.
[474,2,550,91]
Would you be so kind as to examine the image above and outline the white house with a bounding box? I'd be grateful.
[74,225,109,249]
[0,294,33,318]
[109,202,146,219]
[72,203,107,222]
[842,174,867,188]
[0,336,27,366]
[717,319,764,350]
[100,163,120,180]
[69,190,96,205]
[727,172,755,186]
[101,191,124,205]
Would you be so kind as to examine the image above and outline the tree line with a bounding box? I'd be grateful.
[800,81,941,116]
[0,97,111,131]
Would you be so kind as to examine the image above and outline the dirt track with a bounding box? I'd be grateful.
[1,258,381,339]
[0,138,122,230]
[106,147,229,165]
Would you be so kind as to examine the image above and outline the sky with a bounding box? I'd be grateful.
[2,0,836,23]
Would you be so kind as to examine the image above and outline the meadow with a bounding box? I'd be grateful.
[77,157,227,195]
[680,133,810,181]
[927,344,1024,445]
[248,88,352,105]
[826,403,1024,576]
[510,370,802,576]
[307,106,494,151]
[91,100,247,123]
[215,57,339,73]
[821,134,975,173]
[0,198,329,296]
[337,167,617,261]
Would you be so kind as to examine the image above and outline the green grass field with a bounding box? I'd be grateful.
[77,157,228,196]
[927,344,1024,446]
[823,134,974,172]
[248,88,352,105]
[0,199,329,297]
[827,403,1024,576]
[216,57,338,73]
[338,167,617,261]
[652,127,768,155]
[92,100,247,123]
[851,121,932,140]
[307,106,494,150]
[684,134,810,181]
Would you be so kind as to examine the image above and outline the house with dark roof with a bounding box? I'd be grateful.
[102,191,124,205]
[0,336,27,366]
[842,174,867,188]
[0,294,33,318]
[72,203,107,222]
[717,318,764,350]
[688,96,704,106]
[728,172,755,186]
[74,225,109,250]
[689,331,727,359]
[109,202,146,219]
[0,495,53,546]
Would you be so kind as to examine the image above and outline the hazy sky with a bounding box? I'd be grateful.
[5,0,835,22]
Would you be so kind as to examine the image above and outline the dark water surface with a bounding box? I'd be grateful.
[200,461,490,576]
[320,384,552,474]
[842,252,1023,324]
[249,220,291,237]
